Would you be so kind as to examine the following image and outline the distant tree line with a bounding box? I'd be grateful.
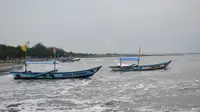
[1,42,177,62]
[0,43,99,61]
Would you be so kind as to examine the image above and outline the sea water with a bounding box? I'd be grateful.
[0,55,200,112]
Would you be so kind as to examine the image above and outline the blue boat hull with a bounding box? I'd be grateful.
[10,66,102,79]
[109,61,172,71]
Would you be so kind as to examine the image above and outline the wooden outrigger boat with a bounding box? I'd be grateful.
[10,65,102,79]
[109,57,171,71]
[109,47,172,71]
[9,42,102,79]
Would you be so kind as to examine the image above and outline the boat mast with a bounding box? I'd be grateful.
[22,41,29,72]
[120,59,122,67]
[23,50,27,72]
[25,50,27,72]
[53,47,56,71]
[137,46,141,66]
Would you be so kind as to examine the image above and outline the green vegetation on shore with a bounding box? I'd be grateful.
[0,43,98,60]
[1,43,197,62]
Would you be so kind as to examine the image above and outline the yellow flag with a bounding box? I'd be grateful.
[138,46,141,58]
[21,43,27,52]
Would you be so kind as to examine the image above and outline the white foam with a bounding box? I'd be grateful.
[70,105,109,112]
[134,84,144,89]
[95,59,103,62]
[134,108,162,112]
[113,60,118,63]
[117,63,130,66]
[1,98,46,112]
[144,84,156,91]
[71,100,91,105]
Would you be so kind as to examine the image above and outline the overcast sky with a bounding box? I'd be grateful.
[0,0,200,54]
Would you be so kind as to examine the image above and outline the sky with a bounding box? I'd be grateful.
[0,0,200,54]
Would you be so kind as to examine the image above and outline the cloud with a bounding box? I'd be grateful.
[0,0,200,53]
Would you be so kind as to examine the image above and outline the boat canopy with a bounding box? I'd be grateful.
[120,57,140,61]
[26,60,56,64]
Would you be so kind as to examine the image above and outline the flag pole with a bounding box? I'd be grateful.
[137,46,141,66]
[54,54,56,71]
[137,58,140,66]
[53,47,56,71]
[25,50,27,72]
[23,41,29,72]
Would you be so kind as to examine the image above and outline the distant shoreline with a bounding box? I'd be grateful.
[75,53,199,58]
[0,53,199,63]
[1,43,200,60]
